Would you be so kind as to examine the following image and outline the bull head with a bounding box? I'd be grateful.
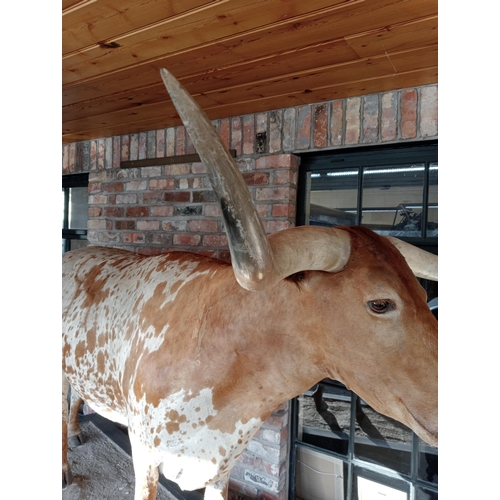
[160,69,438,446]
[160,69,436,287]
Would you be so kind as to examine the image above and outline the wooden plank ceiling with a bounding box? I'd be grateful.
[62,0,438,144]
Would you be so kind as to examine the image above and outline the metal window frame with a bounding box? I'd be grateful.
[296,141,438,247]
[290,141,438,499]
[62,173,89,252]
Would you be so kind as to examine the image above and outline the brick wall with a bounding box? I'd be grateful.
[63,84,438,499]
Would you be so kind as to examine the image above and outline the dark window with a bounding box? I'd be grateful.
[62,173,89,253]
[291,142,438,500]
[297,141,438,243]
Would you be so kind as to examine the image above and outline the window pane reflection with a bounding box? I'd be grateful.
[307,169,359,227]
[419,438,438,484]
[353,397,413,475]
[417,486,438,500]
[361,164,424,237]
[296,446,346,500]
[427,164,438,237]
[69,186,88,229]
[298,382,351,456]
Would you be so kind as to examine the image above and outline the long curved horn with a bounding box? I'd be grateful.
[160,69,352,288]
[387,237,438,280]
[160,69,276,291]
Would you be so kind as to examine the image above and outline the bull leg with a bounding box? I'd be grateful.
[62,372,73,488]
[312,384,328,412]
[129,431,159,500]
[68,389,85,447]
[204,476,229,500]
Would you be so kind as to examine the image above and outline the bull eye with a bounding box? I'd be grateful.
[368,300,394,314]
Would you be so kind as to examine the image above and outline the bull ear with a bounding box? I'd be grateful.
[160,69,277,291]
[386,237,438,281]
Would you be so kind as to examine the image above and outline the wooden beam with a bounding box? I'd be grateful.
[120,150,237,168]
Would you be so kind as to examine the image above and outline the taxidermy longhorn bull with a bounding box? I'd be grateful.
[62,69,438,500]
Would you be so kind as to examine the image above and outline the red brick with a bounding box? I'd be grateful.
[165,164,190,176]
[420,86,438,137]
[90,140,97,170]
[137,220,160,231]
[62,144,69,174]
[68,143,76,172]
[401,89,417,139]
[115,220,135,230]
[156,128,165,157]
[260,490,285,500]
[141,166,162,177]
[175,126,186,155]
[242,172,269,186]
[231,117,242,155]
[163,220,188,232]
[112,136,121,168]
[103,207,124,218]
[220,118,230,149]
[256,204,269,217]
[126,206,148,217]
[88,183,101,193]
[138,132,147,159]
[256,113,268,135]
[272,170,296,185]
[125,180,147,191]
[166,128,175,156]
[103,182,124,193]
[256,187,295,202]
[362,94,379,143]
[262,412,287,429]
[89,194,108,205]
[191,162,205,174]
[243,115,255,155]
[313,103,328,148]
[100,232,120,244]
[263,220,291,233]
[173,234,201,246]
[189,220,219,233]
[204,205,221,217]
[256,154,293,170]
[120,135,130,161]
[164,192,190,203]
[296,105,311,149]
[381,92,398,142]
[122,232,145,244]
[202,234,228,247]
[150,178,175,190]
[150,206,174,217]
[87,219,107,230]
[330,100,343,146]
[97,139,104,170]
[269,110,282,153]
[283,108,296,152]
[142,192,165,204]
[88,207,102,217]
[271,204,295,218]
[228,478,258,499]
[150,233,173,246]
[345,97,361,144]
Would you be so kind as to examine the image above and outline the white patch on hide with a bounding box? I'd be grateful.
[129,388,262,491]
